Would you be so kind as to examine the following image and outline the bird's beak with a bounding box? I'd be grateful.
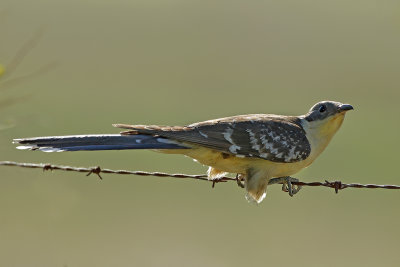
[339,104,354,112]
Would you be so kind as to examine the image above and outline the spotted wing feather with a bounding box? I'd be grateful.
[114,115,311,163]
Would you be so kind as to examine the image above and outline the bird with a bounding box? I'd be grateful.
[14,100,353,203]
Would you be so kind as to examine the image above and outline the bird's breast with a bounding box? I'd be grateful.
[179,146,313,177]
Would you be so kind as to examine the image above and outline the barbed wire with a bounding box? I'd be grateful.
[1,161,400,194]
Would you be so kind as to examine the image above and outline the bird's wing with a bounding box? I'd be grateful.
[113,114,311,163]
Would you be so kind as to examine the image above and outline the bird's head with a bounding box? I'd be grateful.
[303,100,353,136]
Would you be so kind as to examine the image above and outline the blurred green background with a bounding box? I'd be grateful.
[1,1,399,266]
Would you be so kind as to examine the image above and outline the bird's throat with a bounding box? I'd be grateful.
[302,114,345,160]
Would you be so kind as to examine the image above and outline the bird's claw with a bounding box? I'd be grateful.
[281,177,302,197]
[269,176,302,197]
[235,173,245,188]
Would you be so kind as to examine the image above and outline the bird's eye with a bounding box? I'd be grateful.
[319,105,327,113]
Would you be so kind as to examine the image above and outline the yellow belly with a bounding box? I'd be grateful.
[161,146,315,178]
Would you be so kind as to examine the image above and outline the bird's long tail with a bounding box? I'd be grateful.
[13,134,188,152]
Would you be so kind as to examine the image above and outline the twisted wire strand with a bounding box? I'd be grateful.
[1,161,399,193]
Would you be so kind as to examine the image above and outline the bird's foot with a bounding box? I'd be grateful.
[268,176,302,197]
[235,173,245,188]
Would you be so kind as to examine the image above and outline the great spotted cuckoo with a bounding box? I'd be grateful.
[14,100,353,203]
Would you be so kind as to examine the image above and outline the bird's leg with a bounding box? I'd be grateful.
[268,176,302,197]
[235,173,245,188]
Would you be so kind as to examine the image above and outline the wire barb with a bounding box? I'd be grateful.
[86,166,103,180]
[1,161,400,193]
[324,180,344,193]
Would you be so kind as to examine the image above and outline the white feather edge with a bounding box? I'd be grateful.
[12,134,122,144]
[16,145,65,152]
